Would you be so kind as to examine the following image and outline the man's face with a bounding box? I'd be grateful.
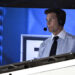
[46,12,61,33]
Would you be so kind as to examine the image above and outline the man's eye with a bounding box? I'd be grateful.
[50,17,55,21]
[46,17,55,22]
[48,18,53,22]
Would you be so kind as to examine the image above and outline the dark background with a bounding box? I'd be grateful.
[0,0,75,8]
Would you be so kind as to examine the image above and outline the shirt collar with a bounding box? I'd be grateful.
[51,29,66,40]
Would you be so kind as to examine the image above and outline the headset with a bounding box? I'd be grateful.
[44,9,66,31]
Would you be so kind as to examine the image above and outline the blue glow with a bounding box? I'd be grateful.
[0,7,4,65]
[0,7,6,16]
[0,36,3,40]
[0,16,3,20]
[0,46,3,50]
[0,46,2,56]
[64,9,75,35]
[0,56,2,64]
[0,26,3,31]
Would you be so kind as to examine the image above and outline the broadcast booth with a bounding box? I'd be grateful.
[0,0,75,75]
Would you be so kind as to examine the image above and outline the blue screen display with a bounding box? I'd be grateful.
[1,7,75,65]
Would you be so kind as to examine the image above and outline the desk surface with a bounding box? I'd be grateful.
[0,53,75,75]
[0,59,75,75]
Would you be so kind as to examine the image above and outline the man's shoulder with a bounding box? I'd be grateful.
[66,32,75,39]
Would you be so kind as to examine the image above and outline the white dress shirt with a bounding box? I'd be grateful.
[38,29,75,58]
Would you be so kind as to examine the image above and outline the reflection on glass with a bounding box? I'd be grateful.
[0,7,75,66]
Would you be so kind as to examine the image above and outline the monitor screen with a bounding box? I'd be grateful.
[0,7,75,66]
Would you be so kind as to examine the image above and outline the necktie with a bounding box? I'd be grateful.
[49,36,59,56]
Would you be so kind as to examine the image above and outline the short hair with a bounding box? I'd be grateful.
[45,8,66,27]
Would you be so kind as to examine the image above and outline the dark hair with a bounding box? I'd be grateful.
[45,8,66,27]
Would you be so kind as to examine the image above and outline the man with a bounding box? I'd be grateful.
[38,8,75,58]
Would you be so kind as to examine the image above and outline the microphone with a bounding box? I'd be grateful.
[44,27,47,31]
